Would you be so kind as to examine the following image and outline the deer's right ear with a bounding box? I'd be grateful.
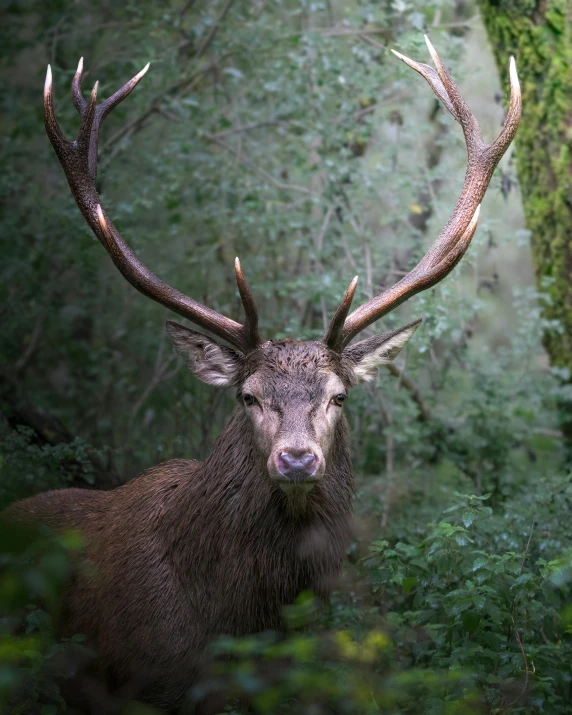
[341,320,421,385]
[166,321,243,387]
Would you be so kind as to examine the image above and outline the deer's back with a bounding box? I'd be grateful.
[4,458,198,532]
[4,459,205,705]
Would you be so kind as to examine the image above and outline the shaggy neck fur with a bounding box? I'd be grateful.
[165,408,354,632]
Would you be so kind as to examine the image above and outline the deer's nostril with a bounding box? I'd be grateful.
[277,451,318,480]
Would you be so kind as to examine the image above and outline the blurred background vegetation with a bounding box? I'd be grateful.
[0,0,571,712]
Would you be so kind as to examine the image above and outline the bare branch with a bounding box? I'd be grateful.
[204,134,314,195]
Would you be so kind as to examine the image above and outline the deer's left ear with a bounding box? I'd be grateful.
[342,320,421,384]
[166,321,243,387]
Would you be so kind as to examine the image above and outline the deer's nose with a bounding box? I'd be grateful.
[277,450,318,481]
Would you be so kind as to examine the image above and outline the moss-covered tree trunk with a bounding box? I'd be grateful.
[478,0,572,435]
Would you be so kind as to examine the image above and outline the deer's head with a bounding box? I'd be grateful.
[165,319,419,490]
[43,38,520,493]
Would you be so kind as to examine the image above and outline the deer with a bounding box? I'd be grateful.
[5,37,520,712]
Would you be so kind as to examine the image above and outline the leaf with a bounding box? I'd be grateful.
[402,576,417,594]
[472,557,489,571]
[461,509,479,529]
[223,67,244,80]
[462,611,481,634]
[455,533,472,547]
[511,573,534,589]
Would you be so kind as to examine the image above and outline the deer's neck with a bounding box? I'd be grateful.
[160,410,353,633]
[168,408,354,563]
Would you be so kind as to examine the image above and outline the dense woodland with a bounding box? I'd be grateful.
[1,0,571,713]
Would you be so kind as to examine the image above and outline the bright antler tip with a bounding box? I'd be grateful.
[343,276,359,303]
[135,63,151,81]
[76,57,84,75]
[509,56,520,92]
[44,65,52,95]
[424,34,438,64]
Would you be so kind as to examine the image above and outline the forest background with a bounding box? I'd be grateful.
[1,0,571,713]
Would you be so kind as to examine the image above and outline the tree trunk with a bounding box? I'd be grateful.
[477,0,572,437]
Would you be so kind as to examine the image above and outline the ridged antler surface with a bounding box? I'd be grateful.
[44,61,261,354]
[324,36,521,352]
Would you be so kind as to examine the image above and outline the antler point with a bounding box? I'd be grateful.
[136,63,151,81]
[424,34,438,64]
[76,57,84,74]
[44,65,52,95]
[509,55,520,93]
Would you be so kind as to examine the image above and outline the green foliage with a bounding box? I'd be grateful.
[1,0,570,712]
[477,0,572,436]
[196,486,572,714]
[365,487,572,713]
[0,520,90,713]
[0,426,99,508]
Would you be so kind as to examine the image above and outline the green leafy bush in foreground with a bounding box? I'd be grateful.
[199,485,571,715]
[1,485,570,714]
[0,520,90,714]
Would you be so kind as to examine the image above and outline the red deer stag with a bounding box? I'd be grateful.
[6,37,520,711]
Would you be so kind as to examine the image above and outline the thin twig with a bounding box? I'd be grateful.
[504,615,530,709]
[14,316,44,375]
[315,205,334,253]
[533,427,563,438]
[195,0,235,59]
[49,21,142,41]
[385,363,432,421]
[519,517,536,574]
[357,32,386,52]
[204,134,314,195]
[208,119,299,139]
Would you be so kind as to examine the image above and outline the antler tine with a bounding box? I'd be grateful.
[324,39,521,351]
[72,57,87,114]
[78,80,98,150]
[44,65,68,147]
[45,62,262,355]
[70,61,150,181]
[324,277,358,352]
[491,56,521,156]
[234,258,262,351]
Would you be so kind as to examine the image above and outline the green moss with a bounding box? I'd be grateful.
[478,0,572,385]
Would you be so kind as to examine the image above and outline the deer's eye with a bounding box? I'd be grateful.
[243,393,257,407]
[331,393,347,407]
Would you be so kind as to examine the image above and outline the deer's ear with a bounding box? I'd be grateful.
[342,320,421,384]
[166,321,243,387]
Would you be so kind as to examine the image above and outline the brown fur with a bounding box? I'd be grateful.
[4,326,420,709]
[5,339,358,710]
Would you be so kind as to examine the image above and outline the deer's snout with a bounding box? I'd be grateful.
[277,450,318,481]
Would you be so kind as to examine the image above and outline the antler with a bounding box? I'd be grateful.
[324,36,521,352]
[44,60,261,354]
